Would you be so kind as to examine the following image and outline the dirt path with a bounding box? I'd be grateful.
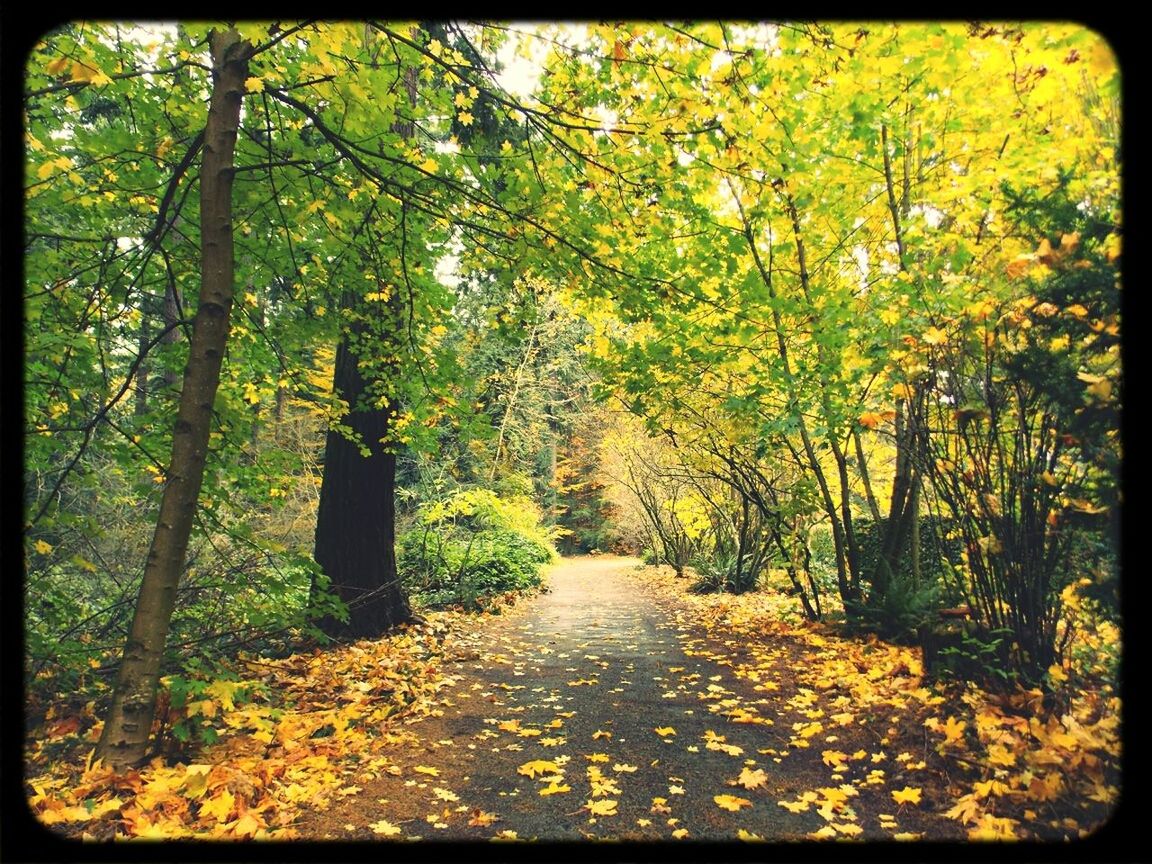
[298,555,963,842]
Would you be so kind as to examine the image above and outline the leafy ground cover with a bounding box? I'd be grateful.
[23,556,1119,843]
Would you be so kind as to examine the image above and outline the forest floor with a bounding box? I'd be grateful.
[24,555,1121,847]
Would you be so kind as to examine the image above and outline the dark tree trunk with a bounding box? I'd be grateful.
[312,59,418,639]
[96,30,249,770]
[313,327,412,638]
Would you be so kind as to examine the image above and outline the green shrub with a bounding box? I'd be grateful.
[398,486,558,610]
[690,551,759,595]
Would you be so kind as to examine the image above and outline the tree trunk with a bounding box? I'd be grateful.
[312,317,412,638]
[96,30,249,771]
[312,58,418,639]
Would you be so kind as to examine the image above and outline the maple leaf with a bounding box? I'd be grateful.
[585,753,610,763]
[821,749,849,768]
[467,810,499,827]
[413,765,440,777]
[592,729,612,740]
[733,767,768,790]
[199,788,235,823]
[668,784,685,796]
[433,787,459,802]
[671,827,689,839]
[585,799,618,816]
[944,794,983,824]
[651,797,671,815]
[612,763,638,773]
[891,787,922,806]
[714,794,752,812]
[654,726,676,736]
[778,798,810,813]
[517,759,560,779]
[539,782,571,796]
[244,76,265,93]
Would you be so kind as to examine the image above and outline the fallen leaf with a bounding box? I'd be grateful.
[585,799,618,816]
[517,759,560,779]
[655,726,676,736]
[733,767,768,790]
[714,794,752,812]
[467,810,499,827]
[369,819,402,837]
[891,786,922,806]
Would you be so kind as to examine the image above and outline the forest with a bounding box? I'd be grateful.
[21,21,1121,845]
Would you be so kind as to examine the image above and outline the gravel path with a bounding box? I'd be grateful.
[297,555,961,842]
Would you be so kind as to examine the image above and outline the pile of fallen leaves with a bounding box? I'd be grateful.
[638,564,1121,840]
[25,611,480,840]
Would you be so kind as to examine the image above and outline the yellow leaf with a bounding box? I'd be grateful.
[420,157,438,174]
[585,799,618,816]
[413,765,440,776]
[199,788,235,823]
[592,729,612,740]
[891,383,913,401]
[34,539,54,555]
[714,794,752,812]
[940,716,967,746]
[517,759,560,779]
[734,767,768,790]
[369,818,402,836]
[655,726,676,736]
[36,161,57,181]
[46,56,69,75]
[891,787,922,805]
[244,76,265,93]
[458,111,474,126]
[922,326,948,345]
[858,411,883,430]
[612,763,638,773]
[539,782,571,796]
[69,61,100,83]
[737,828,764,841]
[671,827,689,839]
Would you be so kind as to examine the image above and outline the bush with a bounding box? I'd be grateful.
[690,551,759,595]
[398,486,558,610]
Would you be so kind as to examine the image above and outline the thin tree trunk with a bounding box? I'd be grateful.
[96,30,249,770]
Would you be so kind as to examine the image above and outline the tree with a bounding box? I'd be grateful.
[96,29,252,769]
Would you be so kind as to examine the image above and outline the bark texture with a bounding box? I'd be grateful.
[96,30,249,770]
[313,325,412,638]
